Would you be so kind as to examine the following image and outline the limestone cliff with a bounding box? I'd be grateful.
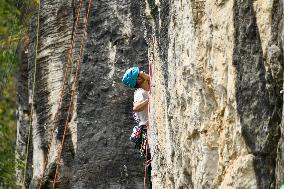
[16,0,283,189]
[145,0,283,188]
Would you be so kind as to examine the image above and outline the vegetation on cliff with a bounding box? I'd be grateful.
[0,0,36,187]
[0,78,16,187]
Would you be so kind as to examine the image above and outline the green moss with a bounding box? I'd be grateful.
[0,0,37,187]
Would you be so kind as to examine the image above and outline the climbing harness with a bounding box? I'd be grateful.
[130,125,148,157]
[23,0,41,187]
[37,0,92,188]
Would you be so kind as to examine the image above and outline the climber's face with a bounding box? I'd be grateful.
[136,75,150,91]
[136,75,145,86]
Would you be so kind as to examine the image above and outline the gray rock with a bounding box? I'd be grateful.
[16,0,148,188]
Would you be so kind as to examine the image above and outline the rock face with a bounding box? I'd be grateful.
[72,0,148,188]
[145,0,283,188]
[16,38,30,187]
[16,0,148,188]
[16,0,284,189]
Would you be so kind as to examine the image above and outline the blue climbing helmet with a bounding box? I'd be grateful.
[122,67,140,88]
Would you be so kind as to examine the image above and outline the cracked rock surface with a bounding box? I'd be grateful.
[16,0,284,189]
[144,0,283,188]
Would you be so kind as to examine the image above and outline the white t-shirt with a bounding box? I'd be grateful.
[134,88,149,126]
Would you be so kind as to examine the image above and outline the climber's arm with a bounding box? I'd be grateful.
[133,99,148,112]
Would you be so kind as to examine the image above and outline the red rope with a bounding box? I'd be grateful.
[52,1,92,188]
[144,36,155,189]
[37,1,84,188]
[144,132,149,189]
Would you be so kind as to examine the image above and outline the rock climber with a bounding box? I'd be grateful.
[122,67,150,126]
[121,66,150,154]
[122,66,152,189]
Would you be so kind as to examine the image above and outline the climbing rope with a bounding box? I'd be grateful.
[52,0,93,188]
[23,0,41,187]
[37,0,84,188]
[144,132,149,189]
[144,35,155,189]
